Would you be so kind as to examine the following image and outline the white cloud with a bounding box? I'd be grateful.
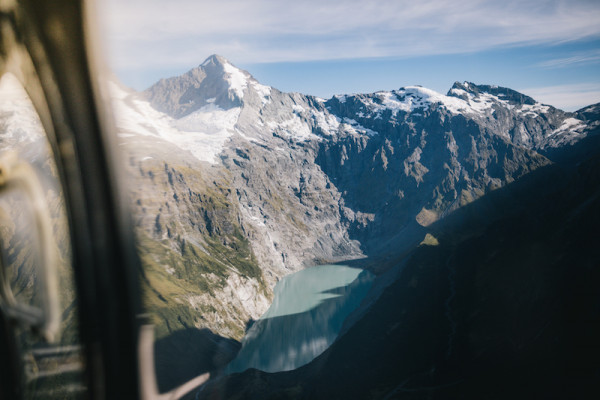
[99,0,600,69]
[536,50,600,68]
[519,83,600,111]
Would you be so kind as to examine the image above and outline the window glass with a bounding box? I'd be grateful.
[0,73,86,398]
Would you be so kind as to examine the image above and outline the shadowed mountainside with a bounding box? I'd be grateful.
[195,133,600,399]
[154,328,240,392]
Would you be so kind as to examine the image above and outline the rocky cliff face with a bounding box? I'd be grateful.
[110,55,599,340]
[197,133,600,400]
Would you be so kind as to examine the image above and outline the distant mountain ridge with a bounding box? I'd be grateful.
[109,55,600,342]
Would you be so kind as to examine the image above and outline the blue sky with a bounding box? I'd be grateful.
[100,0,600,111]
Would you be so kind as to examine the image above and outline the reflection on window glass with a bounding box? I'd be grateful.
[0,73,86,398]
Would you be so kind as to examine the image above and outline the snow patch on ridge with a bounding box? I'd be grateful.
[251,81,272,106]
[268,113,317,141]
[359,86,521,117]
[520,103,551,117]
[311,109,377,137]
[540,115,588,148]
[223,62,248,99]
[175,103,239,133]
[109,80,239,164]
[396,86,467,114]
[334,94,348,104]
[551,117,586,137]
[312,109,340,134]
[341,118,378,136]
[359,87,471,117]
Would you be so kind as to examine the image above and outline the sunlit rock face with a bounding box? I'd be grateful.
[109,55,598,340]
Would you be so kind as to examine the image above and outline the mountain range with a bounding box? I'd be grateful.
[111,54,599,344]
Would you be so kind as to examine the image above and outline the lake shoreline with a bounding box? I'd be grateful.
[225,264,374,374]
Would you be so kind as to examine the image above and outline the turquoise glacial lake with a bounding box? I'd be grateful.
[226,264,374,373]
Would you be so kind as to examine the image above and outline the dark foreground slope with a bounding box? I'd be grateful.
[196,134,600,399]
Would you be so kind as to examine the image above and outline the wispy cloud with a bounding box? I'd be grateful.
[536,50,600,68]
[519,83,600,111]
[99,0,600,69]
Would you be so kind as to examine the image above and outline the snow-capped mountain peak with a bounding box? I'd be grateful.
[448,81,538,106]
[114,57,598,169]
[197,54,249,99]
[144,55,271,119]
[200,54,229,68]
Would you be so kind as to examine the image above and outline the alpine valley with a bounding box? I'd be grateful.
[110,55,600,399]
[109,53,596,331]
